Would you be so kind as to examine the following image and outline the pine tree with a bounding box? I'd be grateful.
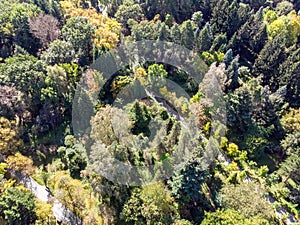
[211,0,240,38]
[196,23,213,52]
[210,33,228,52]
[171,24,181,44]
[253,33,287,92]
[229,7,268,63]
[180,20,195,50]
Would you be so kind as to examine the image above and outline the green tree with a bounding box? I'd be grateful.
[0,187,37,225]
[211,33,227,52]
[230,7,267,63]
[62,16,95,65]
[57,135,88,179]
[170,24,182,44]
[210,0,240,37]
[180,20,195,50]
[279,133,300,183]
[121,182,179,225]
[115,0,144,27]
[0,54,47,106]
[196,22,213,52]
[201,209,267,225]
[253,33,287,92]
[192,11,203,28]
[146,63,168,89]
[127,101,151,136]
[0,1,42,57]
[221,182,278,224]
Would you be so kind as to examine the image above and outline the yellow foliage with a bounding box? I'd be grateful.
[227,161,239,172]
[281,108,300,133]
[266,10,300,45]
[35,200,56,225]
[227,143,240,158]
[60,1,121,49]
[49,171,103,223]
[0,117,23,155]
[6,153,35,175]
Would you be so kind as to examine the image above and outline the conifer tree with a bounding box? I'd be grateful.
[196,23,213,52]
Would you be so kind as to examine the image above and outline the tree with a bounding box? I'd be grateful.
[0,187,37,225]
[0,54,47,108]
[281,108,300,133]
[210,0,240,37]
[196,23,213,52]
[265,11,300,46]
[90,105,132,146]
[49,171,102,223]
[170,24,182,44]
[221,182,278,224]
[210,33,227,52]
[28,13,61,50]
[224,55,241,92]
[35,200,56,225]
[62,17,95,65]
[0,86,29,121]
[115,0,144,27]
[275,1,294,15]
[279,133,300,183]
[57,135,88,179]
[121,182,179,224]
[5,153,35,175]
[201,209,268,225]
[127,101,151,136]
[0,117,23,156]
[168,153,213,223]
[60,3,121,50]
[180,20,195,50]
[145,63,168,90]
[253,33,287,92]
[0,1,42,57]
[23,0,62,19]
[230,7,267,63]
[192,11,203,28]
[158,22,170,41]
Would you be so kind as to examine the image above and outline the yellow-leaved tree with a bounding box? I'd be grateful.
[60,0,121,50]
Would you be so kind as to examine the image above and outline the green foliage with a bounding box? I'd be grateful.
[221,182,278,224]
[196,23,213,52]
[121,182,179,224]
[281,108,300,133]
[192,11,203,27]
[127,101,151,136]
[253,33,287,91]
[201,51,224,65]
[168,156,212,223]
[180,20,195,50]
[147,64,168,89]
[211,0,241,37]
[264,10,300,46]
[0,54,47,101]
[0,1,42,56]
[62,16,95,65]
[57,135,88,178]
[0,187,36,225]
[279,132,300,183]
[41,40,76,65]
[201,209,263,225]
[115,0,144,26]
